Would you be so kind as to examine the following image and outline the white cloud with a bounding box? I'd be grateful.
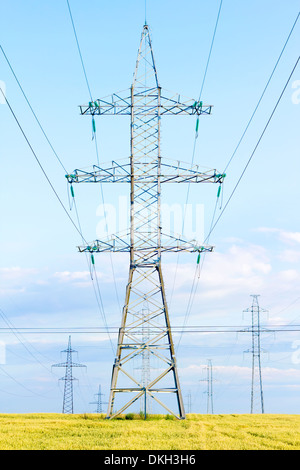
[279,249,300,264]
[0,267,38,280]
[278,269,300,282]
[280,231,300,245]
[181,363,300,386]
[255,227,300,245]
[53,270,91,283]
[255,227,280,234]
[194,243,272,297]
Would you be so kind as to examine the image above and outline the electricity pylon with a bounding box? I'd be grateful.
[66,24,225,419]
[201,359,214,414]
[52,336,86,414]
[90,385,107,414]
[186,390,192,414]
[244,295,268,414]
[133,304,152,417]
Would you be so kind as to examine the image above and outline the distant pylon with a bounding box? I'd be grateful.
[243,295,268,414]
[52,336,86,414]
[90,385,108,414]
[201,359,214,414]
[133,304,152,417]
[185,390,192,414]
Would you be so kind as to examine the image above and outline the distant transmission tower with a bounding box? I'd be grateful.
[66,24,225,419]
[52,336,86,414]
[244,295,268,414]
[201,359,214,414]
[186,390,192,414]
[133,304,152,417]
[90,385,107,414]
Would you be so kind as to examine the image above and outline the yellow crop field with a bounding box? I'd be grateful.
[0,413,299,450]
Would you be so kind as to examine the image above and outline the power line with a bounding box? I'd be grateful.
[72,197,116,353]
[198,0,223,102]
[0,325,299,334]
[0,45,68,174]
[175,14,300,348]
[0,87,88,244]
[204,55,300,244]
[66,0,93,101]
[66,0,122,315]
[170,0,223,308]
[181,54,300,338]
[0,81,114,355]
[223,11,300,174]
[0,308,56,373]
[0,43,117,353]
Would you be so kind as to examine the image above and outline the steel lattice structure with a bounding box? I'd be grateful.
[67,24,225,419]
[205,359,214,414]
[90,385,107,414]
[244,295,268,414]
[52,336,86,414]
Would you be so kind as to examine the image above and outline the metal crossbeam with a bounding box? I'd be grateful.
[79,233,213,255]
[80,89,212,116]
[66,160,225,184]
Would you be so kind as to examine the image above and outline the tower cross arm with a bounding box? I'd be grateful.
[79,89,212,116]
[78,232,214,254]
[65,160,226,185]
[52,362,86,368]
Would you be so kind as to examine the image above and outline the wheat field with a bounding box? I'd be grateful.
[0,413,299,450]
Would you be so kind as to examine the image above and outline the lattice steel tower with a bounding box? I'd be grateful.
[90,385,107,414]
[205,359,214,414]
[244,295,267,414]
[52,336,86,414]
[66,24,225,419]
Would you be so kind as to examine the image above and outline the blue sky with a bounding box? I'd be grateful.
[0,0,299,415]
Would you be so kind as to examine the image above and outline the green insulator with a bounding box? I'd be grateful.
[195,117,199,133]
[91,254,95,265]
[70,185,74,198]
[92,118,96,133]
[200,101,203,107]
[94,101,99,108]
[89,101,93,108]
[197,253,201,265]
[217,185,221,198]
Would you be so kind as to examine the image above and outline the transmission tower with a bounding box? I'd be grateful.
[201,359,214,414]
[66,24,225,419]
[90,384,107,414]
[243,295,268,414]
[133,304,152,417]
[52,336,86,414]
[185,390,192,414]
